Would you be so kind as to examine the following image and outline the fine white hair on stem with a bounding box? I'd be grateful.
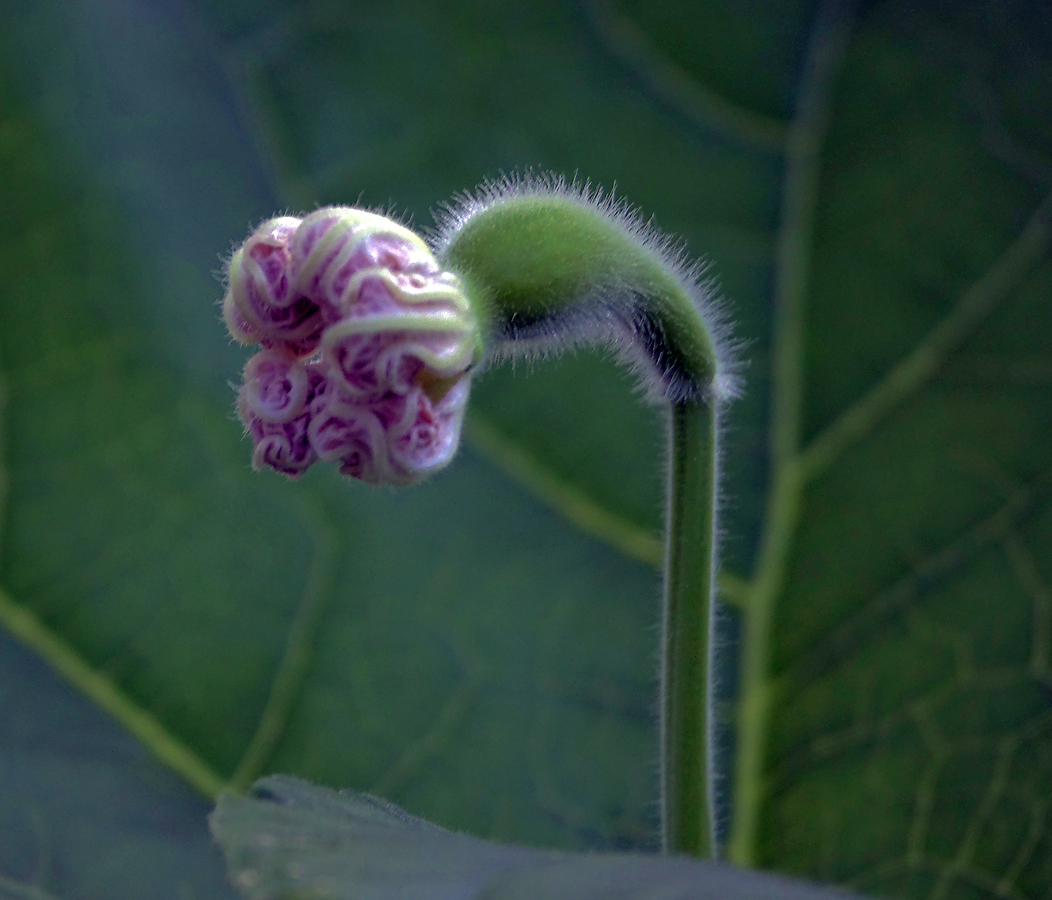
[429,170,744,406]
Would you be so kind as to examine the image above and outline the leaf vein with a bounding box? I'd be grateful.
[800,190,1052,481]
[228,495,338,793]
[0,873,62,900]
[730,0,858,866]
[368,675,479,798]
[849,856,1034,900]
[465,412,750,600]
[785,468,1052,690]
[998,797,1048,896]
[465,412,663,567]
[580,0,787,151]
[931,736,1020,900]
[1003,536,1052,686]
[0,586,224,798]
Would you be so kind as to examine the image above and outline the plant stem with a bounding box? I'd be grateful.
[436,181,731,856]
[661,398,718,857]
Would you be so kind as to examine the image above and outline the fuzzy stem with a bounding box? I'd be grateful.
[438,194,721,403]
[661,399,718,857]
[435,187,726,858]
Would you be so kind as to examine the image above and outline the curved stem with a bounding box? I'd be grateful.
[434,178,731,857]
[661,398,718,857]
[436,181,727,405]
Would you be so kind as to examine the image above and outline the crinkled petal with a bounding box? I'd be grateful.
[241,350,310,423]
[386,381,469,481]
[244,413,316,479]
[224,217,327,357]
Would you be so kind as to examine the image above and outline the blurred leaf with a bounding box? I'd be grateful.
[0,628,236,900]
[210,775,856,900]
[0,0,663,878]
[2,0,1052,897]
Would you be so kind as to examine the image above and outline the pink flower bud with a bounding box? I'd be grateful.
[224,208,481,486]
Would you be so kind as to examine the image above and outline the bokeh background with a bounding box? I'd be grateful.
[1,0,1051,897]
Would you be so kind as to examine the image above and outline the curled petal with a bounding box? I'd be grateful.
[386,380,469,482]
[224,216,327,357]
[290,208,435,315]
[368,391,413,429]
[322,318,477,401]
[322,329,400,401]
[303,359,331,409]
[241,350,309,423]
[342,274,404,319]
[222,293,258,345]
[289,214,342,308]
[352,231,437,276]
[375,341,427,396]
[243,217,298,304]
[382,328,478,388]
[240,410,316,479]
[345,270,474,321]
[326,234,440,316]
[337,446,378,483]
[249,222,298,301]
[307,397,381,464]
[307,395,386,484]
[236,286,325,358]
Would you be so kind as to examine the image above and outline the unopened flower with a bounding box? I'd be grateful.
[224,207,480,485]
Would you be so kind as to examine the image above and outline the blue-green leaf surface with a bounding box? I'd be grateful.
[210,775,857,900]
[0,628,235,900]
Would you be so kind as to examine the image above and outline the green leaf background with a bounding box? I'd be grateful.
[1,0,1051,898]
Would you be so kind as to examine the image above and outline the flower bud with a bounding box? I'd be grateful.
[224,208,481,485]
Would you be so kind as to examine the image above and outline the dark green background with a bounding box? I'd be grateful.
[1,0,1050,898]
